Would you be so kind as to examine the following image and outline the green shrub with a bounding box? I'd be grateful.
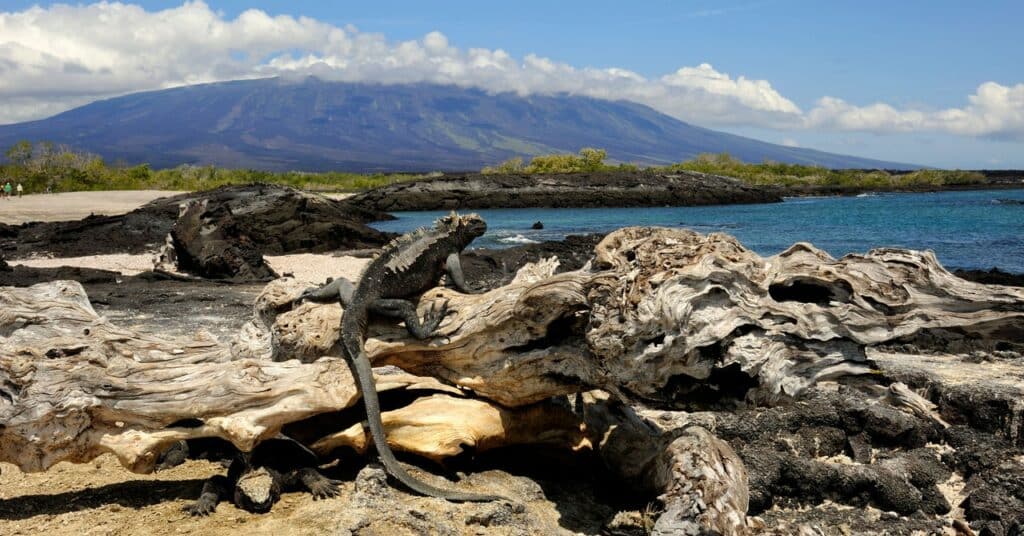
[482,148,614,174]
[482,157,524,174]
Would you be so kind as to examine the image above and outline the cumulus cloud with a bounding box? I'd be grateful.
[0,1,1021,141]
[805,83,1024,140]
[0,1,800,126]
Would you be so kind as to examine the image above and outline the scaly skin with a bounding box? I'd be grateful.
[182,438,341,516]
[337,212,504,502]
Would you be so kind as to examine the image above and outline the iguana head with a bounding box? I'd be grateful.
[436,212,487,243]
[234,466,281,513]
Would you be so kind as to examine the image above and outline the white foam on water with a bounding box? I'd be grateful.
[498,234,541,244]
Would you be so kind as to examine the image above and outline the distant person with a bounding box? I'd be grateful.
[16,183,23,197]
[3,181,11,200]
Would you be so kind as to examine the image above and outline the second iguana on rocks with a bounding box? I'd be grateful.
[298,212,504,502]
[180,436,340,515]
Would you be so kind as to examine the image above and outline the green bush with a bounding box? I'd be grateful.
[482,156,524,174]
[484,148,615,174]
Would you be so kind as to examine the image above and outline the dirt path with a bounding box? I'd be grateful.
[0,191,187,225]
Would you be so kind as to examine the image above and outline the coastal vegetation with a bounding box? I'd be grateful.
[664,152,986,188]
[0,141,422,193]
[0,140,988,193]
[484,149,987,188]
[481,148,638,174]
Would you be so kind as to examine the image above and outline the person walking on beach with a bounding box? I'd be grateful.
[3,181,11,200]
[16,183,23,197]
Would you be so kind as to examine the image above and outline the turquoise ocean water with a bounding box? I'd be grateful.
[370,189,1024,273]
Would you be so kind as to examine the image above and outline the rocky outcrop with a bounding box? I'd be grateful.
[460,234,605,289]
[170,199,278,282]
[954,267,1024,287]
[347,170,781,211]
[150,184,393,256]
[0,265,121,287]
[0,184,394,259]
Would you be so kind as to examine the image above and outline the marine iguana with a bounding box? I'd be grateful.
[297,212,503,502]
[172,436,341,515]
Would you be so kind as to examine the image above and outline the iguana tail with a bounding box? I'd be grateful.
[346,343,506,502]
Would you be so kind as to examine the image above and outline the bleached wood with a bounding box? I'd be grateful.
[2,227,1023,534]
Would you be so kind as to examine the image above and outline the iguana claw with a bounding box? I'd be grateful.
[421,299,449,335]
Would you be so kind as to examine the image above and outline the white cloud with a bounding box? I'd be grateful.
[781,138,800,147]
[0,1,800,127]
[804,82,1024,140]
[662,63,800,114]
[0,1,1021,141]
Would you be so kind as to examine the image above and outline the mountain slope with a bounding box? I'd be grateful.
[0,77,914,171]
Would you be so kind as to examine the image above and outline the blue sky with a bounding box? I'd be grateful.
[1,0,1022,167]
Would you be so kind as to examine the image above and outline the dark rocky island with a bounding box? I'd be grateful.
[347,169,781,211]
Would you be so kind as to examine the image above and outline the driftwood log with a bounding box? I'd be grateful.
[2,227,1023,534]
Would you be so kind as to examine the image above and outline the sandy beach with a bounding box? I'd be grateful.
[3,190,368,283]
[10,252,368,284]
[0,190,190,225]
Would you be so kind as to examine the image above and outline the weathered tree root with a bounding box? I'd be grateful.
[3,227,1024,534]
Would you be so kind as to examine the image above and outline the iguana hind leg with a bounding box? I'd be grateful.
[370,299,449,339]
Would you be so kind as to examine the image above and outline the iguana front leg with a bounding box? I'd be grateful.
[296,277,355,305]
[283,467,342,499]
[446,253,482,294]
[155,440,189,471]
[183,474,231,516]
[370,299,449,339]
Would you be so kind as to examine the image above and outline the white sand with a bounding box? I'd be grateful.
[11,254,154,275]
[265,254,368,284]
[0,190,354,225]
[3,189,369,280]
[11,252,369,282]
[0,190,187,224]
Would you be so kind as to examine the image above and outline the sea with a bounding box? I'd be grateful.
[370,189,1024,273]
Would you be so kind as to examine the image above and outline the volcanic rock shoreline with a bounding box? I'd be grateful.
[347,169,781,211]
[0,184,393,260]
[340,169,1024,212]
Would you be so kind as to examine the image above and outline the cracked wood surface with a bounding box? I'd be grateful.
[2,227,1023,534]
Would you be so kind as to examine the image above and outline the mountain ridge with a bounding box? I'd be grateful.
[0,77,916,171]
